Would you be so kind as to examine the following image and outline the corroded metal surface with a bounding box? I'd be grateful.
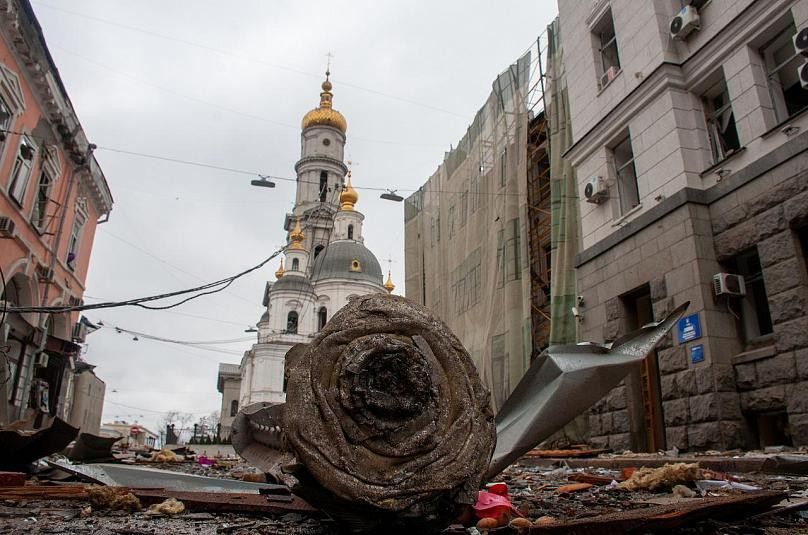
[487,301,690,479]
[528,491,786,534]
[0,417,79,471]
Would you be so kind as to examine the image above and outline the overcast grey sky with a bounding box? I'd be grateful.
[34,0,558,436]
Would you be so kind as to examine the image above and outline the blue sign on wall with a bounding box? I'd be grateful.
[677,313,702,344]
[690,344,705,364]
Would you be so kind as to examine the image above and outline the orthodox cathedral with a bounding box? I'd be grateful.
[218,72,394,428]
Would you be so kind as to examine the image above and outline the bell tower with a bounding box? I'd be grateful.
[295,71,348,212]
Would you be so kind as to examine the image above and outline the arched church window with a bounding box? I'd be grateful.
[314,245,324,259]
[318,307,327,330]
[319,171,328,202]
[347,224,354,240]
[230,400,238,417]
[287,311,298,334]
[292,258,299,271]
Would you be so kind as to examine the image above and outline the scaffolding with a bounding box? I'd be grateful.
[404,29,550,410]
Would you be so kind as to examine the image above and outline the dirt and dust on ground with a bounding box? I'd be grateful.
[2,448,808,534]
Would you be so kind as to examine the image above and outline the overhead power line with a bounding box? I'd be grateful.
[4,249,282,314]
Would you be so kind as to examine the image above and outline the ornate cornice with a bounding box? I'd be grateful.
[294,155,348,175]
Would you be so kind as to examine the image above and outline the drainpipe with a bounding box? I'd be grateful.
[22,144,95,423]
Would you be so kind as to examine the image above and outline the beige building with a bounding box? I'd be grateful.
[67,361,104,435]
[217,363,241,441]
[558,0,808,450]
[100,421,158,449]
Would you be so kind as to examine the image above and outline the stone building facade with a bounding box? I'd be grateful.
[216,363,240,441]
[557,0,808,450]
[0,0,112,425]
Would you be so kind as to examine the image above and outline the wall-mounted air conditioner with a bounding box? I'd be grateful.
[670,5,700,40]
[0,216,16,238]
[584,175,609,204]
[794,27,808,56]
[713,273,746,297]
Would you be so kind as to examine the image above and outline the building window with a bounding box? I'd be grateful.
[448,204,455,238]
[496,218,522,288]
[703,76,741,163]
[31,170,52,231]
[291,258,299,271]
[0,98,11,157]
[761,20,808,122]
[314,244,324,259]
[318,307,327,330]
[230,400,238,417]
[460,187,468,228]
[66,211,86,269]
[8,137,35,205]
[593,9,620,88]
[612,133,639,215]
[499,148,507,187]
[470,174,480,213]
[286,311,298,334]
[347,224,354,240]
[319,171,327,202]
[491,333,508,408]
[727,248,773,341]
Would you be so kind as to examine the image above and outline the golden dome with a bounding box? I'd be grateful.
[384,271,395,293]
[288,218,305,250]
[340,175,358,211]
[301,71,347,134]
[275,259,284,278]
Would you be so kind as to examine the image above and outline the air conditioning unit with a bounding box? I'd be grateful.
[713,273,746,297]
[72,322,87,343]
[799,61,808,90]
[35,264,54,282]
[670,5,700,40]
[0,216,15,238]
[599,66,618,89]
[794,27,808,57]
[35,352,49,368]
[584,175,609,204]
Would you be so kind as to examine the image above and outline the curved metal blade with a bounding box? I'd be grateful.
[231,402,292,474]
[487,301,690,479]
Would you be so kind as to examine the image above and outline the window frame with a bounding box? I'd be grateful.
[611,134,640,215]
[702,77,741,164]
[727,248,773,343]
[286,310,299,334]
[760,21,808,122]
[8,135,36,206]
[31,169,53,232]
[592,8,621,88]
[66,207,86,269]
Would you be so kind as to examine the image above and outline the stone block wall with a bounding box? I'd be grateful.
[711,161,808,446]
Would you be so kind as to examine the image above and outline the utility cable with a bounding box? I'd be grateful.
[4,249,282,314]
[0,128,528,198]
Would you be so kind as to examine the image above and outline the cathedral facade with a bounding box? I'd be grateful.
[227,73,394,412]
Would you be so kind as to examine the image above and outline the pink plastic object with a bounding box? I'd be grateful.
[198,455,215,466]
[473,490,521,519]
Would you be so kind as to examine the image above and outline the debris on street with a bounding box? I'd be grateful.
[618,462,703,491]
[146,497,185,516]
[86,485,142,512]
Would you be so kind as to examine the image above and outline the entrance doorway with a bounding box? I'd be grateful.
[622,285,666,452]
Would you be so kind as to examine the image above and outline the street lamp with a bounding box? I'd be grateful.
[251,175,276,188]
[380,190,403,202]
